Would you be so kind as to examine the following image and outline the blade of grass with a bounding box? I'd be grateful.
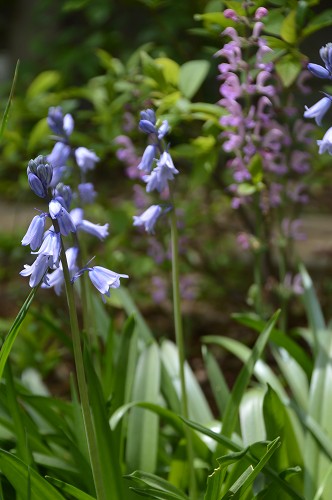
[0,287,38,380]
[0,60,19,141]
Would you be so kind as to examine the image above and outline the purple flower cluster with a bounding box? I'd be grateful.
[305,43,332,155]
[20,107,128,299]
[132,108,179,234]
[217,9,313,213]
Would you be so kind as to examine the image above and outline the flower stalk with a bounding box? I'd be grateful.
[58,231,106,500]
[170,191,197,500]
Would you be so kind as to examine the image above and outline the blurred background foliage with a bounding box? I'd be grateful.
[1,0,332,378]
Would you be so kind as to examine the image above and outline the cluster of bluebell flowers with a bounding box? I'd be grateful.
[133,109,178,233]
[305,44,332,144]
[21,107,128,299]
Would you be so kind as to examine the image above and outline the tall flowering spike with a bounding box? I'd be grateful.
[49,199,76,236]
[75,147,100,173]
[133,205,162,233]
[72,265,128,300]
[304,96,332,126]
[21,213,47,251]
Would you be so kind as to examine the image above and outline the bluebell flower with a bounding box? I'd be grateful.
[20,254,52,287]
[49,199,76,236]
[78,182,97,204]
[72,265,128,300]
[317,126,332,154]
[139,120,157,134]
[307,63,330,79]
[320,43,332,74]
[133,205,162,233]
[157,120,170,140]
[140,109,156,124]
[143,151,179,193]
[70,208,109,240]
[21,213,47,251]
[32,230,61,268]
[75,147,100,173]
[138,145,156,173]
[27,156,53,198]
[53,183,73,211]
[47,107,74,137]
[42,246,78,295]
[304,96,332,125]
[308,43,332,79]
[47,142,71,168]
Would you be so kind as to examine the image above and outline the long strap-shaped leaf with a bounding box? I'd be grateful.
[218,310,280,450]
[0,287,37,380]
[0,60,19,141]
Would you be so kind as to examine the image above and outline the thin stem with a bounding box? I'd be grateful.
[59,235,106,500]
[169,194,197,500]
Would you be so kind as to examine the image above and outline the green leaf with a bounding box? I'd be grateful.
[155,57,179,86]
[46,477,96,500]
[275,54,302,87]
[26,70,61,99]
[0,449,65,499]
[263,386,303,477]
[0,287,38,381]
[126,343,161,473]
[113,287,153,343]
[218,311,280,448]
[202,346,230,417]
[239,388,266,446]
[84,350,124,499]
[0,60,19,142]
[280,10,297,44]
[179,60,210,99]
[141,51,167,89]
[125,470,189,500]
[28,118,49,152]
[182,419,304,500]
[302,9,332,37]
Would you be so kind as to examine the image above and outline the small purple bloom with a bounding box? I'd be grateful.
[28,173,47,198]
[307,63,330,79]
[20,254,52,288]
[320,43,332,74]
[133,205,162,233]
[32,230,61,268]
[47,107,74,137]
[79,220,109,240]
[47,142,71,168]
[139,120,157,134]
[72,265,128,300]
[21,214,47,251]
[53,183,73,211]
[140,109,156,124]
[143,152,179,193]
[75,147,100,173]
[317,126,332,155]
[42,246,78,295]
[49,199,76,236]
[78,182,97,204]
[158,120,170,139]
[304,96,332,125]
[138,145,156,173]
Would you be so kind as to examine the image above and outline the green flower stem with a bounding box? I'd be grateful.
[58,234,106,500]
[169,196,197,500]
